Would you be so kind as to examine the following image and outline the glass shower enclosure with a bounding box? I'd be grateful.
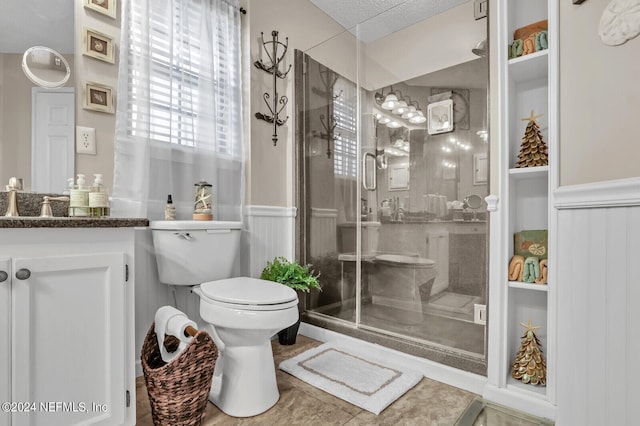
[295,3,489,374]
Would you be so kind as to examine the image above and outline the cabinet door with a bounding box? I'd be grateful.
[12,253,126,426]
[0,258,10,426]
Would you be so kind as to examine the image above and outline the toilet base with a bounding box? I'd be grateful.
[209,340,279,417]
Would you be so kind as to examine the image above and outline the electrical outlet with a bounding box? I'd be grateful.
[474,304,486,325]
[76,126,96,155]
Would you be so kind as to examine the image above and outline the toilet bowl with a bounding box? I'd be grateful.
[371,254,437,324]
[150,221,299,417]
[337,222,438,320]
[193,277,298,417]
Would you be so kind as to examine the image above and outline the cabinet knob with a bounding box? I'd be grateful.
[0,271,7,282]
[15,269,31,280]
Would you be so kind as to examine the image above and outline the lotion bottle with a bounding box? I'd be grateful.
[70,174,89,217]
[89,174,109,216]
[164,194,176,220]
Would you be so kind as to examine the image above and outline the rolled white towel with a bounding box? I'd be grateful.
[155,306,198,363]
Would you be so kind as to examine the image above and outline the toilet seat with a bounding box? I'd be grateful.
[374,254,436,268]
[199,277,298,311]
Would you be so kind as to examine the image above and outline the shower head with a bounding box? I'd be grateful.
[472,39,487,57]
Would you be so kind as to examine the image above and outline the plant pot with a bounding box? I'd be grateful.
[277,318,301,345]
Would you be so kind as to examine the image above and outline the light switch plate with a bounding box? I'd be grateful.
[474,304,486,325]
[474,0,487,20]
[76,126,96,155]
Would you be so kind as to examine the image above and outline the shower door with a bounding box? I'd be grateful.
[296,10,489,372]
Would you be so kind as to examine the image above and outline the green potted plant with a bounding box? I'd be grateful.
[260,256,321,345]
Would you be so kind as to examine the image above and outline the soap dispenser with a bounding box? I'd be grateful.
[70,174,89,217]
[89,174,109,216]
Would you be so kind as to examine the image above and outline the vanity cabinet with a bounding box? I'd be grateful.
[0,226,138,426]
[486,0,557,420]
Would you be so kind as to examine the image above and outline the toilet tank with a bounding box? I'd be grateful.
[150,220,242,285]
[337,221,380,256]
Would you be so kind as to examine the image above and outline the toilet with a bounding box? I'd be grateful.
[370,254,437,324]
[337,221,437,323]
[150,220,299,417]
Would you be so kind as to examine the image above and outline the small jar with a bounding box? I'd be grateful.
[193,180,213,220]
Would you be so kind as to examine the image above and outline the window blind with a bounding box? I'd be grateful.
[124,0,241,158]
[333,77,357,178]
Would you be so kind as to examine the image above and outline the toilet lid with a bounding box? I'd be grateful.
[200,277,298,306]
[374,254,435,268]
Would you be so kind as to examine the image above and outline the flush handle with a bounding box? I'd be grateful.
[173,232,193,241]
[0,271,7,282]
[15,268,31,280]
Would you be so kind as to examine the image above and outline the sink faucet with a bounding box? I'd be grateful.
[4,178,20,217]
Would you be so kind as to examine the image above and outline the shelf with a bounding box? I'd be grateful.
[509,166,548,180]
[508,281,549,292]
[508,50,548,83]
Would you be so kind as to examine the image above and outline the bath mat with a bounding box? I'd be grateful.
[279,342,422,415]
[428,291,479,314]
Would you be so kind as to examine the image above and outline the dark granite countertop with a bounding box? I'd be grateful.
[0,217,149,228]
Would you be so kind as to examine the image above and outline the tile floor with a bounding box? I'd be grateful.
[136,335,550,425]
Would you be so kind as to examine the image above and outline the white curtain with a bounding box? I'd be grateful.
[112,0,244,220]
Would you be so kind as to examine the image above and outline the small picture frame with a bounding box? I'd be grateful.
[84,82,115,114]
[427,99,454,135]
[83,27,115,64]
[84,0,117,19]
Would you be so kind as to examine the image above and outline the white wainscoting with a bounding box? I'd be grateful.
[554,178,640,426]
[310,208,337,258]
[243,205,297,277]
[133,205,296,376]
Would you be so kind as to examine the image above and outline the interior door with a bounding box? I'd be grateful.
[12,252,125,426]
[31,88,75,193]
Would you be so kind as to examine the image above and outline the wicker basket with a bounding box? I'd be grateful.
[141,323,218,426]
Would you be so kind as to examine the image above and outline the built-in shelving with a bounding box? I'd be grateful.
[509,165,548,180]
[485,0,557,421]
[508,281,548,292]
[508,50,548,82]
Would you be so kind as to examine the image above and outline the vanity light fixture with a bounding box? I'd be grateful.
[409,110,427,123]
[402,105,417,119]
[391,99,409,115]
[375,87,428,126]
[381,92,399,110]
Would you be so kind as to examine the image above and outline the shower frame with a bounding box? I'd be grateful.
[293,49,489,376]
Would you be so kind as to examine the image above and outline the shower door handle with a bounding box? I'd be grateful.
[362,152,377,191]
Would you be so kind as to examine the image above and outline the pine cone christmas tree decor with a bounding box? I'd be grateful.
[511,320,547,386]
[516,110,548,168]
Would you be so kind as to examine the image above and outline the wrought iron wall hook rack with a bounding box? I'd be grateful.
[310,65,340,158]
[254,30,291,145]
[319,113,338,158]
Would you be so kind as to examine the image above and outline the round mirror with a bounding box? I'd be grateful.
[22,46,70,88]
[465,194,483,209]
[464,194,484,221]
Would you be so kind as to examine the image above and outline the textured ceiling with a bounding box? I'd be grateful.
[310,0,471,44]
[0,0,74,54]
